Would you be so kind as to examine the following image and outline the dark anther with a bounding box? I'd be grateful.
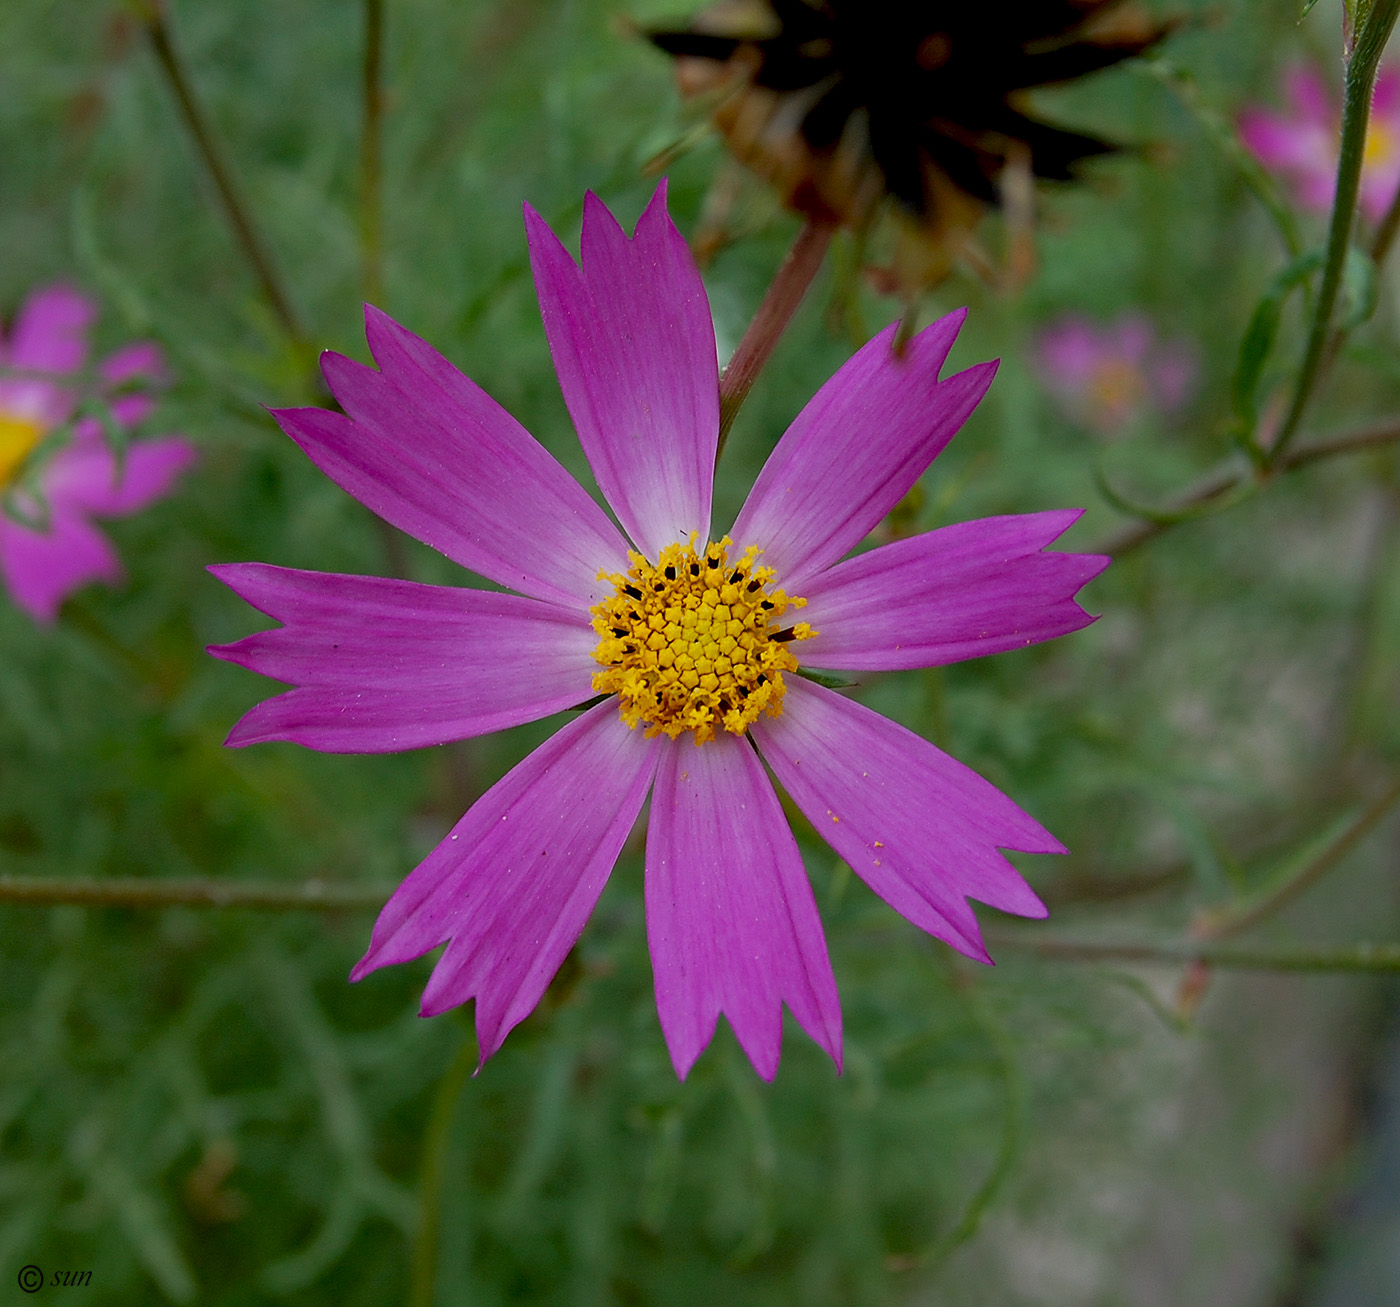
[664,566,677,580]
[623,585,642,599]
[719,697,732,713]
[729,569,744,584]
[747,578,762,592]
[689,562,700,576]
[760,599,774,610]
[654,582,665,591]
[772,628,797,643]
[756,673,768,685]
[611,627,628,637]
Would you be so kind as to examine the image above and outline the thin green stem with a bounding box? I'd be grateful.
[139,0,306,345]
[1094,415,1400,556]
[1195,774,1400,938]
[361,0,386,307]
[716,221,832,462]
[408,1030,476,1307]
[983,931,1400,973]
[1267,0,1400,467]
[0,874,392,911]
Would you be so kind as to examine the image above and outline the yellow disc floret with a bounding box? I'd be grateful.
[590,534,815,745]
[0,413,44,487]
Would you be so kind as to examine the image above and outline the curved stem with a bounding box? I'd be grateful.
[1095,415,1400,556]
[716,221,833,462]
[0,874,392,911]
[983,931,1400,973]
[1195,773,1400,939]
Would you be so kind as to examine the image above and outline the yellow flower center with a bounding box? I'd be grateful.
[1088,359,1147,419]
[0,412,44,487]
[1365,119,1398,172]
[589,534,815,745]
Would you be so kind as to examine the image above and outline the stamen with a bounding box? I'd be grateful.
[589,535,816,745]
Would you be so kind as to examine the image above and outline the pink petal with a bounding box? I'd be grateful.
[46,436,196,517]
[0,509,121,624]
[7,285,95,374]
[799,511,1107,671]
[1373,67,1400,116]
[352,702,660,1065]
[100,341,167,387]
[1115,314,1154,366]
[1283,64,1333,122]
[645,732,841,1080]
[1361,143,1400,223]
[753,679,1055,964]
[1035,317,1104,389]
[526,184,718,560]
[1150,340,1200,413]
[1239,110,1325,170]
[208,563,598,752]
[0,287,95,429]
[730,310,996,590]
[276,308,630,610]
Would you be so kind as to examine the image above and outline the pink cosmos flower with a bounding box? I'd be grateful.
[1035,312,1198,434]
[0,285,196,623]
[1239,64,1400,223]
[209,185,1107,1080]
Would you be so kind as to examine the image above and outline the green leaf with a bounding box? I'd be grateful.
[1340,245,1379,328]
[1231,248,1323,434]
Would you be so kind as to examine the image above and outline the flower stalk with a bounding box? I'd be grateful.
[716,221,832,460]
[361,0,386,307]
[0,873,393,912]
[984,930,1400,974]
[1266,0,1400,467]
[137,0,307,346]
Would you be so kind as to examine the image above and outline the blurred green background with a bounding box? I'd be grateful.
[3,0,1400,1302]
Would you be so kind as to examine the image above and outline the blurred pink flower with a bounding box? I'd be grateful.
[1239,64,1400,223]
[1035,313,1198,433]
[0,286,196,623]
[211,185,1107,1080]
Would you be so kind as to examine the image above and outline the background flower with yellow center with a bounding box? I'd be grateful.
[210,185,1106,1080]
[1241,63,1400,224]
[0,285,196,623]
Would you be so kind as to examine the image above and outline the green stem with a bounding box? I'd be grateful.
[984,931,1400,973]
[361,0,386,307]
[0,874,392,911]
[1267,0,1400,467]
[1095,414,1400,556]
[408,1030,476,1307]
[139,0,306,345]
[1195,773,1400,938]
[716,221,832,462]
